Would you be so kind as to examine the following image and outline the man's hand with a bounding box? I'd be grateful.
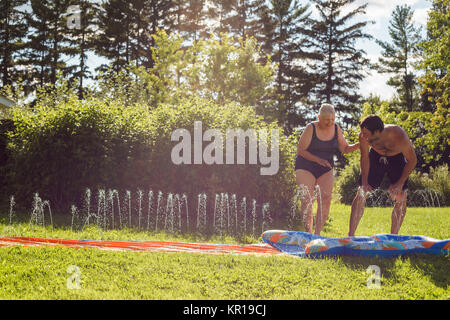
[359,131,368,146]
[361,183,373,195]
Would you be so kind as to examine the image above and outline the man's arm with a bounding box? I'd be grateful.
[359,131,372,192]
[391,132,417,192]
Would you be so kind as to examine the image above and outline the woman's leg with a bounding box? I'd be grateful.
[314,169,334,235]
[295,169,316,233]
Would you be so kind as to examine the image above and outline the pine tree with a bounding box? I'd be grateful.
[66,0,98,99]
[207,0,267,42]
[0,0,28,89]
[262,0,314,132]
[139,0,174,68]
[417,0,449,167]
[376,5,423,111]
[205,0,236,36]
[306,0,373,128]
[94,0,136,74]
[418,0,449,111]
[94,0,172,73]
[22,0,77,95]
[175,0,208,43]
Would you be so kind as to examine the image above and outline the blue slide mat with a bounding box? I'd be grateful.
[262,230,450,258]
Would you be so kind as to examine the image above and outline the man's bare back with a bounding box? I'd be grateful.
[361,124,410,157]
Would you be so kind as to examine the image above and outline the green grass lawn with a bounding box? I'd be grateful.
[0,203,449,300]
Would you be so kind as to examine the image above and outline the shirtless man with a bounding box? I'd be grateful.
[348,115,417,236]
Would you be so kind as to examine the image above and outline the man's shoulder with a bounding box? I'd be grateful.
[384,125,411,148]
[384,125,408,138]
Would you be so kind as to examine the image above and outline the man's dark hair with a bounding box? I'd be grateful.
[360,115,384,134]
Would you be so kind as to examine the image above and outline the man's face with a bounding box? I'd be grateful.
[361,127,380,143]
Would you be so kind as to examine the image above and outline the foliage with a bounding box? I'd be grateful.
[4,95,297,226]
[91,30,278,122]
[143,96,297,227]
[417,0,449,154]
[304,0,374,129]
[6,97,155,209]
[334,158,360,205]
[408,164,450,206]
[260,0,313,133]
[375,5,423,111]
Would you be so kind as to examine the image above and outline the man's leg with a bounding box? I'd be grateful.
[386,153,410,235]
[350,148,384,236]
[348,187,369,236]
[391,190,407,234]
[296,169,316,233]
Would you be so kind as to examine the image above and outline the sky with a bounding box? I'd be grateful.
[344,0,432,100]
[84,0,433,101]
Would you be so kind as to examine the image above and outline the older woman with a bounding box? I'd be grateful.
[295,104,359,235]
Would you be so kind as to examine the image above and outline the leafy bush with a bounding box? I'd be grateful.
[0,120,15,199]
[5,98,155,210]
[407,164,450,206]
[4,96,297,228]
[141,96,298,228]
[334,160,361,205]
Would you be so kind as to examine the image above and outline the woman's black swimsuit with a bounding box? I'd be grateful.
[295,123,339,179]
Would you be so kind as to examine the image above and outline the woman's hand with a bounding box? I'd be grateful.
[337,125,360,154]
[316,158,332,169]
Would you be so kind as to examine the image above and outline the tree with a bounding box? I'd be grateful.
[0,0,28,89]
[417,0,449,168]
[94,0,172,74]
[94,30,277,114]
[375,5,423,112]
[199,33,276,112]
[305,0,374,129]
[94,0,137,73]
[260,0,314,133]
[205,0,236,37]
[20,0,77,97]
[66,0,99,99]
[176,0,209,43]
[207,0,268,42]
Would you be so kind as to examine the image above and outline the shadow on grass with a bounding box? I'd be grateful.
[409,255,450,289]
[340,254,450,289]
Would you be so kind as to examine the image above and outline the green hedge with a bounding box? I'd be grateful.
[5,98,153,209]
[0,120,15,198]
[4,97,297,229]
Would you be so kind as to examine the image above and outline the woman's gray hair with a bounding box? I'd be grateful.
[319,103,335,116]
